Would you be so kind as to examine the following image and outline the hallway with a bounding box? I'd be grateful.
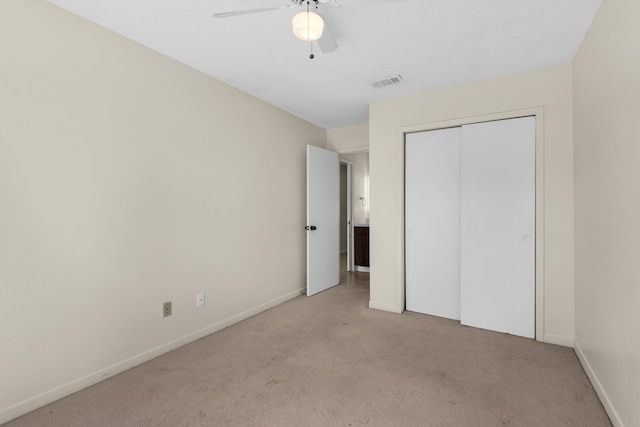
[339,252,369,291]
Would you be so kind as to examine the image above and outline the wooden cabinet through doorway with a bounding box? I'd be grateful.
[354,226,370,267]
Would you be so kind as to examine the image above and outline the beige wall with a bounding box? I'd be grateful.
[573,0,640,425]
[369,65,575,346]
[327,122,369,153]
[0,0,325,423]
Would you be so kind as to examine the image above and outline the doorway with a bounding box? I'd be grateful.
[339,151,369,277]
[306,145,369,296]
[339,163,351,270]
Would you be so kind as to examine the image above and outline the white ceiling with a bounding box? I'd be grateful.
[46,0,601,129]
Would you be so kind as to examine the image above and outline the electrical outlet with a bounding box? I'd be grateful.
[163,301,172,318]
[196,292,205,307]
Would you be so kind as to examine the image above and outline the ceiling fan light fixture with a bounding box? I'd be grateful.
[292,11,324,41]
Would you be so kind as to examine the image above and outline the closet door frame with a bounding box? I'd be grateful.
[400,108,545,341]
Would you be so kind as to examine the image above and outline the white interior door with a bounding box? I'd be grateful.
[405,127,462,320]
[307,145,340,296]
[460,117,535,338]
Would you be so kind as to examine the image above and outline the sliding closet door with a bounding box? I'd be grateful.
[460,117,535,338]
[405,127,461,320]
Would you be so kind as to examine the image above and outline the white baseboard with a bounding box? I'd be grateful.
[574,340,623,427]
[0,288,304,425]
[543,333,574,347]
[369,300,402,313]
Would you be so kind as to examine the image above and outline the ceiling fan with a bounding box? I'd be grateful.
[213,0,340,56]
[213,0,406,57]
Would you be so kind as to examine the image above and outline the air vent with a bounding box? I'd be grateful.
[371,74,404,88]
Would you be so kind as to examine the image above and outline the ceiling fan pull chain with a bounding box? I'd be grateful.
[308,1,315,59]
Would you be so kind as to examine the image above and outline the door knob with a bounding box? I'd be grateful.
[305,225,317,231]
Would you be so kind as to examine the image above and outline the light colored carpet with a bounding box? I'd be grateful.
[4,269,610,426]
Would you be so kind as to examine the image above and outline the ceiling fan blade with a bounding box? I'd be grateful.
[317,14,338,54]
[213,5,293,19]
